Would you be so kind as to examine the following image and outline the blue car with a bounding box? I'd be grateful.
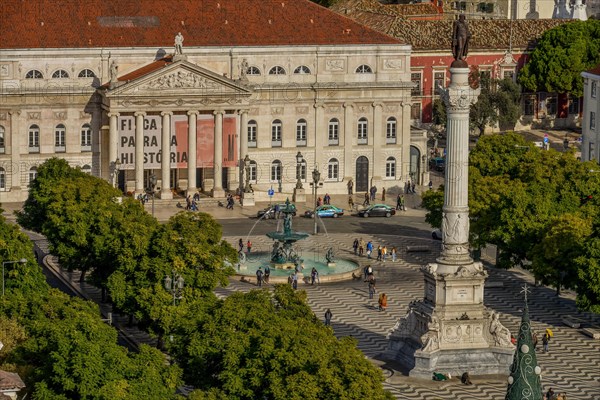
[304,205,344,218]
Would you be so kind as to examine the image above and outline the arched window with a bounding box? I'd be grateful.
[385,157,396,178]
[271,160,282,182]
[271,119,282,147]
[355,65,373,74]
[296,119,307,145]
[248,160,257,182]
[247,66,261,75]
[386,117,397,143]
[247,120,257,147]
[78,69,96,78]
[327,158,339,180]
[55,124,66,151]
[52,69,70,78]
[81,123,92,150]
[81,164,92,174]
[28,166,38,187]
[297,159,307,182]
[0,125,5,153]
[357,117,368,144]
[0,167,5,190]
[328,118,339,145]
[293,65,311,74]
[25,70,43,79]
[28,124,40,152]
[268,66,286,75]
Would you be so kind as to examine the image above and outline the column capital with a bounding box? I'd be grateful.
[237,109,249,115]
[134,111,146,117]
[161,111,174,117]
[107,112,120,118]
[343,102,354,109]
[186,110,199,116]
[314,102,325,109]
[213,110,226,116]
[372,101,384,109]
[8,110,21,116]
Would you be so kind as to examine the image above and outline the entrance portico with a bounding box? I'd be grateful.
[101,58,251,198]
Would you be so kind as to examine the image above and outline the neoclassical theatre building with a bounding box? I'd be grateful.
[0,0,425,203]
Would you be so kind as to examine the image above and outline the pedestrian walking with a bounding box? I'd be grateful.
[376,245,382,261]
[247,240,252,253]
[411,181,416,194]
[311,267,318,285]
[348,195,354,211]
[396,194,402,210]
[382,245,387,262]
[238,238,244,253]
[428,180,433,190]
[366,241,373,259]
[291,272,298,290]
[363,192,370,206]
[352,238,359,255]
[359,238,365,256]
[324,193,331,205]
[382,187,386,202]
[400,195,406,211]
[368,278,376,299]
[347,179,353,195]
[391,246,397,262]
[378,293,388,311]
[256,267,263,287]
[532,331,539,350]
[324,308,332,326]
[264,265,271,284]
[542,332,550,353]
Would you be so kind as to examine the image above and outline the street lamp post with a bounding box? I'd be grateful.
[311,166,321,235]
[148,173,157,217]
[2,258,27,297]
[164,271,185,306]
[295,151,304,190]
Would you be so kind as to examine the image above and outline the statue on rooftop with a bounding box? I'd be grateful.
[174,32,184,55]
[452,15,471,62]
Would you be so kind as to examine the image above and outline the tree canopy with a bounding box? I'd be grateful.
[518,19,600,96]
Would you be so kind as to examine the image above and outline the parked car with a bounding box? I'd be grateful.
[429,157,445,171]
[357,204,396,218]
[257,203,297,219]
[304,205,344,218]
[432,229,442,240]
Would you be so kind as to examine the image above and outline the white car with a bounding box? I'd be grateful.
[432,229,442,240]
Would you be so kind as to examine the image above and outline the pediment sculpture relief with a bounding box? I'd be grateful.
[144,71,221,90]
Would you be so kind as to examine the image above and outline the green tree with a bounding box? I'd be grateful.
[575,234,600,313]
[470,72,498,136]
[420,186,444,229]
[176,285,393,400]
[431,98,447,128]
[518,20,600,96]
[495,78,522,131]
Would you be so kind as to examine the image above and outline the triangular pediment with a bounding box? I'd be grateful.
[106,60,251,98]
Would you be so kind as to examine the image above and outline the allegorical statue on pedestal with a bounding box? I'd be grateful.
[174,32,184,55]
[452,15,471,62]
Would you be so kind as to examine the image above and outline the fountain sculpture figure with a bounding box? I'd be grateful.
[266,199,310,269]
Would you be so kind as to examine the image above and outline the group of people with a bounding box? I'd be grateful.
[316,193,331,207]
[362,264,387,311]
[396,194,406,211]
[185,194,199,211]
[255,266,271,287]
[545,388,568,400]
[225,193,236,209]
[352,239,397,262]
[404,180,416,194]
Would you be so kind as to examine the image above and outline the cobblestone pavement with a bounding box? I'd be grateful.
[221,233,600,400]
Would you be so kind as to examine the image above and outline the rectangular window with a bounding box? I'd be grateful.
[434,72,445,92]
[328,121,339,146]
[357,120,368,145]
[568,96,580,115]
[591,112,596,130]
[249,164,257,182]
[592,81,597,98]
[28,130,39,153]
[411,103,422,120]
[546,96,557,116]
[0,171,5,190]
[328,163,338,180]
[524,95,536,116]
[248,123,257,148]
[81,126,92,150]
[411,72,422,96]
[271,165,282,181]
[386,119,397,144]
[271,123,282,147]
[0,129,4,154]
[503,70,514,81]
[296,122,307,146]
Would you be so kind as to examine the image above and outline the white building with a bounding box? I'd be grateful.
[581,64,600,162]
[0,0,424,203]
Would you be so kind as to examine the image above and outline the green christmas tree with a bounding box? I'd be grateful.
[505,286,543,400]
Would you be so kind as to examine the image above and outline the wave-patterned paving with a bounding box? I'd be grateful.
[225,234,600,400]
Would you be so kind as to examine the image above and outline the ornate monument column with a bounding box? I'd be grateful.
[387,16,513,379]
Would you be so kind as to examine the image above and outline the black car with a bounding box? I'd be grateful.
[357,204,396,218]
[257,203,297,219]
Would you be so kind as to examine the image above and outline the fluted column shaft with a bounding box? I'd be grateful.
[160,112,173,199]
[187,111,198,194]
[108,112,119,167]
[134,112,146,194]
[213,110,224,195]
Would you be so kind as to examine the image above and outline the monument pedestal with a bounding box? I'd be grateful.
[242,192,255,207]
[293,187,306,203]
[160,189,173,200]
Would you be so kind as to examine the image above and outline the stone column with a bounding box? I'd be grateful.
[134,111,146,194]
[160,111,173,199]
[212,110,225,197]
[239,110,248,193]
[187,111,198,195]
[9,110,21,193]
[108,112,119,168]
[343,103,354,181]
[372,102,384,186]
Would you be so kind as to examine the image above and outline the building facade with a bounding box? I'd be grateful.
[0,0,423,203]
[581,65,600,162]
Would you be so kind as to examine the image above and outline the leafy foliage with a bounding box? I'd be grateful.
[518,19,600,96]
[421,186,444,229]
[175,285,393,400]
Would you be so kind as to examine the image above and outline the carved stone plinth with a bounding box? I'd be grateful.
[242,192,255,207]
[160,189,173,200]
[293,187,306,203]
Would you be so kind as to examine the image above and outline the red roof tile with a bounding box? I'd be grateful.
[118,57,173,82]
[586,63,600,75]
[0,0,400,49]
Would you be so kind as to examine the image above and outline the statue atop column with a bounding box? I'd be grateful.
[452,15,471,65]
